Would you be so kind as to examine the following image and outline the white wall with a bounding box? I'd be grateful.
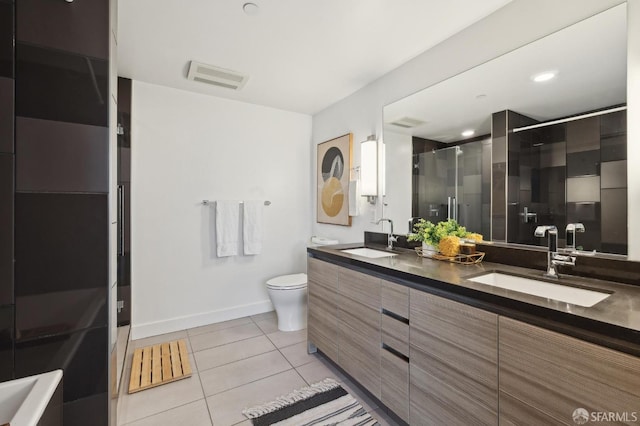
[628,0,640,259]
[311,0,627,246]
[383,131,412,233]
[131,81,312,339]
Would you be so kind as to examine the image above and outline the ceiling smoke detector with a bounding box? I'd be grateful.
[187,61,249,91]
[389,117,426,128]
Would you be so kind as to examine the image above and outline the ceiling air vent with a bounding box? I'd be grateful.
[187,61,248,90]
[389,117,426,128]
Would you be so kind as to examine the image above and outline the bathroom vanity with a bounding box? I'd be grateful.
[306,244,640,425]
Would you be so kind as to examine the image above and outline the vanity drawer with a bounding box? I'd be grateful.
[381,347,409,423]
[381,279,408,318]
[338,267,381,310]
[308,257,338,291]
[381,314,409,358]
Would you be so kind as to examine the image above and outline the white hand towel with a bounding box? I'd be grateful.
[348,180,360,216]
[243,200,263,255]
[216,200,240,257]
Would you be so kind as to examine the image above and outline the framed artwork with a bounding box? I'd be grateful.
[317,133,352,226]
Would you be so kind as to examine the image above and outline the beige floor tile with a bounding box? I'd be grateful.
[199,350,292,396]
[371,408,401,426]
[266,328,306,348]
[339,378,379,413]
[122,399,212,426]
[130,330,192,353]
[253,317,279,334]
[279,341,320,367]
[190,323,263,352]
[187,317,253,337]
[250,311,276,322]
[118,372,205,424]
[206,369,306,426]
[295,358,345,385]
[193,335,275,372]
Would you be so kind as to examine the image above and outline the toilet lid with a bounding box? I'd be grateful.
[267,273,307,290]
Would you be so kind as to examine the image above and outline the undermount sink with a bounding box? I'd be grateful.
[341,248,398,259]
[467,272,611,307]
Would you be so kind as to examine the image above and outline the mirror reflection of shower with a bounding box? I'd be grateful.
[413,139,490,237]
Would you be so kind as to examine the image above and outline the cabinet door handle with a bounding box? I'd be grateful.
[382,343,409,363]
[381,309,409,324]
[118,185,124,256]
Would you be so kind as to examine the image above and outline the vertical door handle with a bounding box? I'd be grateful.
[452,197,457,221]
[118,185,124,256]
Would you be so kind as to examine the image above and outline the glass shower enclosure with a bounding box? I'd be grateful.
[413,141,490,237]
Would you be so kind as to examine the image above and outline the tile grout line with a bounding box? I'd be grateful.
[191,331,266,353]
[120,398,209,426]
[202,364,298,399]
[191,332,272,355]
[187,318,255,338]
[188,334,217,426]
[197,348,283,374]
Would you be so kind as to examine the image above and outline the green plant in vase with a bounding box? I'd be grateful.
[408,218,470,257]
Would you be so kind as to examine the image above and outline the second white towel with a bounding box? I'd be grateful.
[216,200,240,257]
[243,200,263,255]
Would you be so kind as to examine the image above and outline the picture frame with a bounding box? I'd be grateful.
[317,133,353,226]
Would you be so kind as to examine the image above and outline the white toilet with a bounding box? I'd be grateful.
[266,273,308,332]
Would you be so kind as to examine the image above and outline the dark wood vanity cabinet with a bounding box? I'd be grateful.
[499,317,640,425]
[409,289,499,425]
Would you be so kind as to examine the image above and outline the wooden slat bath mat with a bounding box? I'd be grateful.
[128,339,192,394]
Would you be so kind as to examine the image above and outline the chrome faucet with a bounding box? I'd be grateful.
[377,218,397,250]
[534,225,576,279]
[565,223,585,252]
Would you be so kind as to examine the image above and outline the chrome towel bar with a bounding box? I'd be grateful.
[201,200,271,206]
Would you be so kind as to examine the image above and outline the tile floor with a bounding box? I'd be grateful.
[117,311,399,426]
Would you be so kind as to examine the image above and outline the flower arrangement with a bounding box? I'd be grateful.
[408,218,470,247]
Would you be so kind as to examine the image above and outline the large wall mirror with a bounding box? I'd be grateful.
[383,4,628,255]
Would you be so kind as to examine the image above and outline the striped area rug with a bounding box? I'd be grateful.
[242,378,379,426]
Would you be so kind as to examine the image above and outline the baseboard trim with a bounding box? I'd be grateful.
[131,299,274,340]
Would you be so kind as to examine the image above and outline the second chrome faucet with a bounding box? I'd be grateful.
[377,218,397,250]
[534,224,584,279]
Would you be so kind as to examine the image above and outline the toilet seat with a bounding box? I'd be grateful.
[266,273,307,290]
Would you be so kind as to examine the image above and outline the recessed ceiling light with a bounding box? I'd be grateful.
[461,130,475,137]
[243,2,260,16]
[532,72,556,83]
